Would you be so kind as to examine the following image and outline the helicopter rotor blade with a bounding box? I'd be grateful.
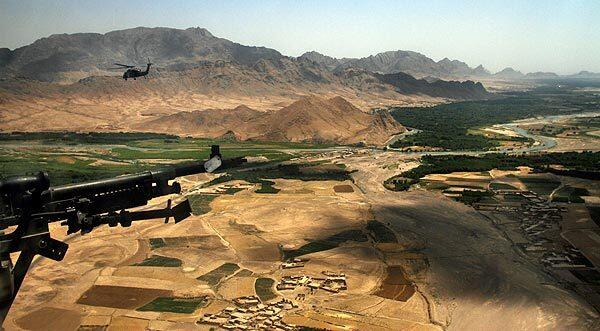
[113,63,135,68]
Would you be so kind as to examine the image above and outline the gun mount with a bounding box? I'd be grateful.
[0,145,246,324]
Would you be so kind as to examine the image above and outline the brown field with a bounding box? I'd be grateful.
[80,315,112,328]
[375,266,416,301]
[376,284,416,302]
[107,316,149,331]
[562,205,595,230]
[422,172,493,190]
[15,307,82,331]
[334,184,355,193]
[217,276,258,300]
[55,155,77,164]
[77,285,172,309]
[283,309,435,331]
[444,176,490,182]
[562,229,600,268]
[156,235,225,250]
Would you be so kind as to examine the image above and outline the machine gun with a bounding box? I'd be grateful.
[0,145,245,324]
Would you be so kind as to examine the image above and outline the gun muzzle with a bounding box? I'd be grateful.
[0,172,49,196]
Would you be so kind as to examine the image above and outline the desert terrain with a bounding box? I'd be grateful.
[3,148,598,331]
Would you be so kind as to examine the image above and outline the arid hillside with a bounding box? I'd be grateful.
[0,61,402,132]
[134,105,264,139]
[137,96,405,145]
[0,56,488,136]
[1,27,486,82]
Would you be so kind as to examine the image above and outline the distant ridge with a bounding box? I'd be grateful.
[299,51,599,81]
[299,50,490,79]
[374,71,488,99]
[298,51,351,71]
[568,71,600,79]
[493,67,524,80]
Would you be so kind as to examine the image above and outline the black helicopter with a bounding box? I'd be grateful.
[110,58,152,80]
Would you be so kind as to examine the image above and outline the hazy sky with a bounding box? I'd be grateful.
[1,0,599,74]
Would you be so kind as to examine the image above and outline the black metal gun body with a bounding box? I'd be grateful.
[0,145,246,324]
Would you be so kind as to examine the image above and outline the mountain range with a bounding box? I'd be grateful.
[491,68,600,80]
[0,27,469,81]
[0,28,491,82]
[299,50,489,79]
[2,27,597,84]
[299,51,600,82]
[0,27,490,100]
[5,25,591,145]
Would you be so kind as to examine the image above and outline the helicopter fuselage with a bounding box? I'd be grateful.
[123,63,151,80]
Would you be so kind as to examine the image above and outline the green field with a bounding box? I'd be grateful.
[384,177,417,191]
[222,186,245,195]
[187,194,218,215]
[132,255,182,267]
[489,182,519,190]
[0,148,153,186]
[519,177,561,196]
[551,186,590,203]
[282,229,368,260]
[0,132,328,185]
[197,263,240,286]
[0,131,332,150]
[450,189,494,204]
[255,278,277,302]
[235,269,255,277]
[255,180,280,194]
[366,221,397,243]
[202,162,354,192]
[149,238,167,250]
[187,187,247,216]
[420,181,451,190]
[137,296,209,313]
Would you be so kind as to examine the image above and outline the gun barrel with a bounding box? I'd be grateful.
[42,156,246,203]
[0,172,49,195]
[43,172,154,202]
[173,160,207,177]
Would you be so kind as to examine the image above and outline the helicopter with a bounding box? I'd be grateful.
[109,58,152,80]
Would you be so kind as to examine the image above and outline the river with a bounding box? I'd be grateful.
[386,111,600,156]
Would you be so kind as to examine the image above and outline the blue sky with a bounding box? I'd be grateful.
[1,0,598,74]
